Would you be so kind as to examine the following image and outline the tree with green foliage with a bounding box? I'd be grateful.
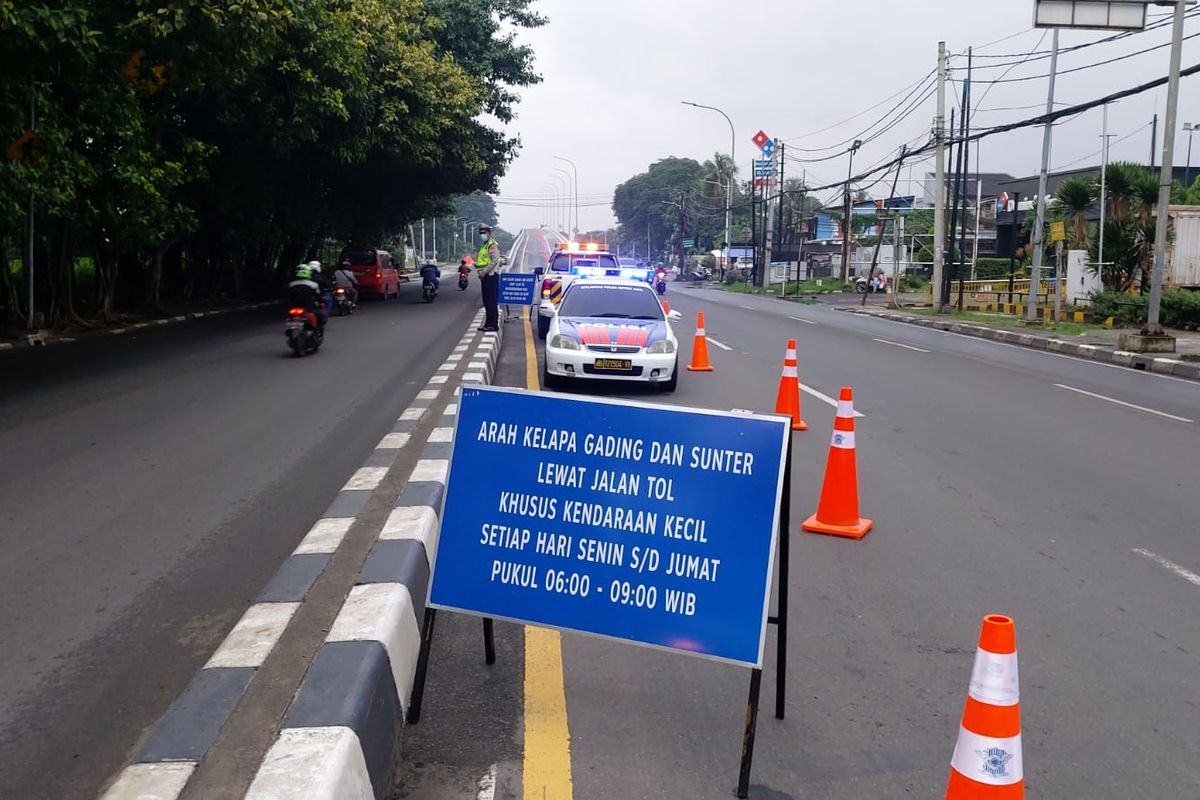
[0,0,544,333]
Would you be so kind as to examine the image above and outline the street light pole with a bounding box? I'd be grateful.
[681,102,736,277]
[842,139,863,285]
[1028,28,1060,324]
[1143,0,1187,342]
[554,156,579,236]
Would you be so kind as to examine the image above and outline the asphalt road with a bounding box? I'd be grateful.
[0,278,479,799]
[402,274,1200,797]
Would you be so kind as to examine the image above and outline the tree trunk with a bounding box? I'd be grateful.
[147,245,165,312]
[95,243,116,323]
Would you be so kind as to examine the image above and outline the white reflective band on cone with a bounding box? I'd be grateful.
[782,366,798,377]
[836,399,855,417]
[969,649,1020,706]
[950,727,1023,786]
[830,430,855,450]
[697,328,706,336]
[785,349,797,359]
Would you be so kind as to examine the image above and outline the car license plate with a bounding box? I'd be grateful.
[593,358,633,372]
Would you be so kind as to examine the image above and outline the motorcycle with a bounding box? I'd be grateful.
[333,287,355,316]
[684,266,710,282]
[855,274,889,294]
[655,275,667,295]
[458,270,470,290]
[285,306,323,356]
[422,275,439,303]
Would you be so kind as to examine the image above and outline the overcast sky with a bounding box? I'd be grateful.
[494,0,1199,233]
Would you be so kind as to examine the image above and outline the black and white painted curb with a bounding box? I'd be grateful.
[1,301,278,352]
[100,310,502,800]
[840,306,1200,382]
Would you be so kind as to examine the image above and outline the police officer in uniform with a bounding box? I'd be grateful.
[476,224,501,331]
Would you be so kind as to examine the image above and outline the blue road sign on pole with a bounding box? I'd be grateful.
[498,272,537,305]
[428,386,790,667]
[753,159,774,177]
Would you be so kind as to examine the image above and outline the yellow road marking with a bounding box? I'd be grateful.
[521,306,573,800]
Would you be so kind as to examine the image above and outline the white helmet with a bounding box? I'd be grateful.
[307,260,322,273]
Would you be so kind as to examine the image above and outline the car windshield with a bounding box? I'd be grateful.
[342,251,376,267]
[559,283,663,320]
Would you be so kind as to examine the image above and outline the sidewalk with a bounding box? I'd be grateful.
[839,305,1200,381]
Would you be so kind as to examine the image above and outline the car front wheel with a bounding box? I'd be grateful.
[661,358,679,392]
[538,315,551,340]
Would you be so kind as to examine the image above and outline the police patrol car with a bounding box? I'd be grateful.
[543,276,679,392]
[537,242,647,339]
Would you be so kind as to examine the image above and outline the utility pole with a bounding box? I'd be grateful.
[1150,112,1159,167]
[865,145,906,307]
[1099,104,1113,288]
[1142,0,1187,344]
[1028,28,1059,324]
[971,178,983,280]
[432,217,438,262]
[764,145,778,288]
[957,48,973,310]
[420,220,426,261]
[932,41,948,313]
[946,106,961,307]
[778,142,787,295]
[750,159,758,284]
[891,214,905,309]
[677,190,687,276]
[841,139,863,285]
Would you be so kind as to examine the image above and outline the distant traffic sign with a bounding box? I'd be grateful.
[752,130,770,149]
[1049,220,1067,243]
[682,238,696,249]
[428,387,790,667]
[498,272,537,305]
[753,159,774,177]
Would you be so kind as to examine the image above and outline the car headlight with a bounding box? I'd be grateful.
[646,339,675,354]
[550,334,580,351]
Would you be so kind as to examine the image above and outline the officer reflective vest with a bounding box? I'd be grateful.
[477,239,497,274]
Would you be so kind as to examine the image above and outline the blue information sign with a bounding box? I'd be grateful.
[498,272,537,305]
[428,386,789,667]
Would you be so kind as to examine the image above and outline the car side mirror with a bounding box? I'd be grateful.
[533,267,545,278]
[667,310,682,321]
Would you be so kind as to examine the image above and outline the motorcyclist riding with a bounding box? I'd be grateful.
[333,260,359,307]
[288,261,328,331]
[420,261,441,291]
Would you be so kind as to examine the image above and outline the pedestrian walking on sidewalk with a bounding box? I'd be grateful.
[476,224,501,331]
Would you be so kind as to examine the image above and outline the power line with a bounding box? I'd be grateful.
[797,61,1200,196]
[781,68,936,145]
[973,29,1200,85]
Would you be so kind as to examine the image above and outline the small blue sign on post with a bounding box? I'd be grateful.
[498,273,537,305]
[428,386,789,667]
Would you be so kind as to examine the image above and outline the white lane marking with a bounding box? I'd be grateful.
[740,304,755,310]
[443,403,458,416]
[1052,383,1193,423]
[799,383,865,417]
[429,374,449,385]
[399,407,426,422]
[873,337,931,353]
[788,316,817,325]
[343,466,389,491]
[416,389,439,401]
[1133,548,1200,587]
[205,602,301,668]
[706,337,734,351]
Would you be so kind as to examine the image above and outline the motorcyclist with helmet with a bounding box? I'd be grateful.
[333,259,359,308]
[288,261,329,332]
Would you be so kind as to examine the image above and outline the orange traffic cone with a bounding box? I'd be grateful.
[774,339,807,431]
[947,615,1024,799]
[662,298,670,315]
[686,311,714,372]
[801,386,871,539]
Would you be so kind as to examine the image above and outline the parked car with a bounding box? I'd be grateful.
[337,248,400,300]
